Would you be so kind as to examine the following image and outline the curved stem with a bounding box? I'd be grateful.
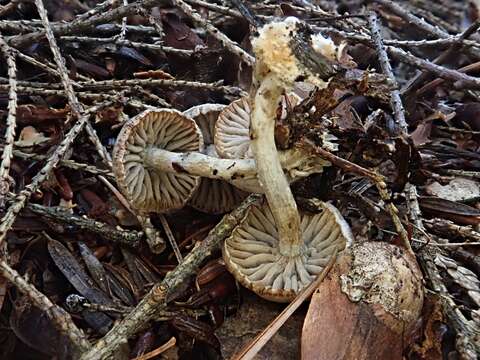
[144,147,326,194]
[250,73,302,257]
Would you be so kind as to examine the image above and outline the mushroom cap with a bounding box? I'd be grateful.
[184,104,248,214]
[215,96,252,159]
[223,200,353,302]
[113,109,203,213]
[215,94,301,159]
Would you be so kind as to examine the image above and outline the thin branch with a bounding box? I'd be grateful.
[9,0,170,47]
[374,0,480,59]
[159,214,182,263]
[60,36,193,56]
[367,11,407,132]
[11,150,114,179]
[388,46,480,89]
[85,121,112,167]
[171,0,255,65]
[25,202,142,247]
[0,34,18,208]
[0,104,105,247]
[34,0,83,119]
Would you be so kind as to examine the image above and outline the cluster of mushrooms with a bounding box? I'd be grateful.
[113,18,354,302]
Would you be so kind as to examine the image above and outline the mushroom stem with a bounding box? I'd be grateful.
[144,147,328,193]
[146,147,256,180]
[250,72,302,257]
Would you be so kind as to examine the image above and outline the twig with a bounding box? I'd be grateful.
[0,260,91,355]
[0,78,244,96]
[25,203,142,247]
[118,0,128,41]
[159,215,182,263]
[232,249,338,360]
[374,0,480,59]
[417,248,479,358]
[0,104,103,247]
[367,12,413,256]
[85,121,112,167]
[34,0,83,119]
[402,20,480,95]
[0,34,17,208]
[416,61,480,96]
[77,78,244,96]
[75,0,114,21]
[440,169,480,180]
[311,144,385,183]
[11,150,114,179]
[137,7,165,39]
[131,337,176,360]
[367,11,408,132]
[0,85,123,102]
[374,0,449,38]
[405,185,479,358]
[80,194,262,360]
[376,182,414,257]
[388,46,480,89]
[60,36,193,56]
[424,218,480,244]
[171,0,255,65]
[186,0,243,18]
[9,0,170,47]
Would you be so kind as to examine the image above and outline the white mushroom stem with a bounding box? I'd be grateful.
[250,73,302,257]
[143,147,328,193]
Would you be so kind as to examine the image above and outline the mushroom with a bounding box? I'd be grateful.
[183,104,248,214]
[223,18,343,301]
[113,109,331,209]
[214,93,301,159]
[113,109,203,213]
[223,200,353,302]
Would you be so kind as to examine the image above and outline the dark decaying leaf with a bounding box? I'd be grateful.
[103,263,136,306]
[47,238,113,333]
[78,242,110,294]
[419,196,480,225]
[10,298,73,360]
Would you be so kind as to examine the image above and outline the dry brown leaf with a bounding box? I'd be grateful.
[15,126,50,148]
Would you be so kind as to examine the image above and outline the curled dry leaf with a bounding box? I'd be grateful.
[425,177,480,202]
[15,126,50,148]
[301,242,424,360]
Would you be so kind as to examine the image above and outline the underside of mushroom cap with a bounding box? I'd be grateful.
[215,97,252,159]
[184,103,225,145]
[184,104,248,214]
[215,94,301,160]
[223,200,354,302]
[113,109,203,213]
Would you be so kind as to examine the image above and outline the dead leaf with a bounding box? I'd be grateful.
[420,196,480,225]
[15,126,50,148]
[426,178,480,201]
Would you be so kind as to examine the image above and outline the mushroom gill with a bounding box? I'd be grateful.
[113,109,203,214]
[223,200,353,302]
